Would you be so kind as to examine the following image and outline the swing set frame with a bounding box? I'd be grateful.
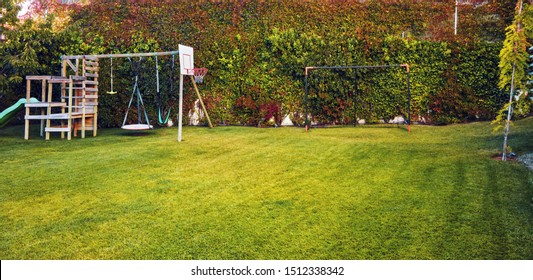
[60,45,212,142]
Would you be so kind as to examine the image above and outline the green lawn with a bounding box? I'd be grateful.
[1,118,532,260]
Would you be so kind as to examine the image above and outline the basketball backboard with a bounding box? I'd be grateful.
[179,44,194,76]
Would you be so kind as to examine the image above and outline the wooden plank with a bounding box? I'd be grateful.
[45,127,71,132]
[25,102,51,108]
[65,59,77,73]
[72,112,95,116]
[25,102,67,108]
[49,102,67,107]
[48,76,71,83]
[47,113,70,120]
[26,75,52,80]
[62,96,97,99]
[25,113,71,120]
[25,115,49,120]
[70,75,86,81]
[62,96,82,99]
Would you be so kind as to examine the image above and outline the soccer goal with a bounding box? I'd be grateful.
[304,64,411,132]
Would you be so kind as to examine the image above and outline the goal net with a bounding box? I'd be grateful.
[304,65,411,128]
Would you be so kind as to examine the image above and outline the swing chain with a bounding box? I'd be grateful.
[107,55,117,94]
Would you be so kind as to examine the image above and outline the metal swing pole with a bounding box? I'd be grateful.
[62,50,180,60]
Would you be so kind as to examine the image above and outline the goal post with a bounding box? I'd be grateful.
[304,64,411,132]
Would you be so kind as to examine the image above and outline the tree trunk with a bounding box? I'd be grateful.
[502,63,516,161]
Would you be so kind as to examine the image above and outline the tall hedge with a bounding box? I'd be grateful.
[1,0,513,127]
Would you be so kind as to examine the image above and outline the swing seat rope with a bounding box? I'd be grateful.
[156,54,175,126]
[121,57,152,130]
[107,55,117,95]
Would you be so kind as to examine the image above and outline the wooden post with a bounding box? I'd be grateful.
[190,75,213,128]
[40,78,46,137]
[81,59,87,139]
[92,57,98,137]
[67,78,73,140]
[61,59,69,139]
[45,80,53,140]
[24,79,31,140]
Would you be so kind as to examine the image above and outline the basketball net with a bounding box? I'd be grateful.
[189,68,208,83]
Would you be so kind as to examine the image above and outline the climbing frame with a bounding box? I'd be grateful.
[62,55,100,138]
[24,76,73,140]
[24,56,100,140]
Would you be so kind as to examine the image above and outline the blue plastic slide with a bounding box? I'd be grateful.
[0,98,40,128]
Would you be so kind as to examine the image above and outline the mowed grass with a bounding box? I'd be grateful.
[0,118,532,260]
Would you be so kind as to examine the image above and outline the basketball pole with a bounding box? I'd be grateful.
[178,73,184,142]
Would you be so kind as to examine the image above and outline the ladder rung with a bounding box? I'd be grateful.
[25,102,50,108]
[25,115,49,120]
[45,127,71,132]
[70,76,86,81]
[48,77,71,83]
[47,113,70,120]
[61,95,98,99]
[26,75,52,80]
[26,102,66,108]
[72,112,96,116]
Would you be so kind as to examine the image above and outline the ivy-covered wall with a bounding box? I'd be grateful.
[1,0,516,127]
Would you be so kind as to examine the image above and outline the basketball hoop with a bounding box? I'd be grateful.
[192,68,208,83]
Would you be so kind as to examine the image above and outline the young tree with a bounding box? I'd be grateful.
[0,0,21,101]
[497,0,533,161]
